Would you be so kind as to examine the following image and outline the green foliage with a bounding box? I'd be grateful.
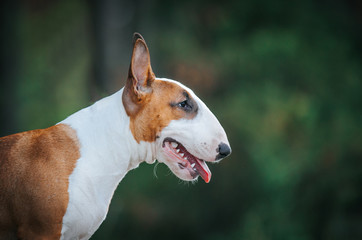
[16,0,91,131]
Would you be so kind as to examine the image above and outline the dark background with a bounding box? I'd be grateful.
[1,0,361,239]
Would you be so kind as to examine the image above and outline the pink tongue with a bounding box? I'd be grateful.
[194,159,211,183]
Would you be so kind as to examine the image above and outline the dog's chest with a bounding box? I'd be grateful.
[61,153,130,239]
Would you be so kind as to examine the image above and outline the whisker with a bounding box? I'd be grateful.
[153,161,160,179]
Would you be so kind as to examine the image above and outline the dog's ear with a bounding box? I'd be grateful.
[123,33,155,115]
[130,33,154,86]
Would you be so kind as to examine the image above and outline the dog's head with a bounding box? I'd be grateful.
[122,33,231,183]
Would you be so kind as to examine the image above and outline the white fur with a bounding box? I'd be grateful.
[59,78,229,239]
[60,89,154,239]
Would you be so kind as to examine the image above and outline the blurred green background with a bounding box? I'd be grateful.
[1,0,361,239]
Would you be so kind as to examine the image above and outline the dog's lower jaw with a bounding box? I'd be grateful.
[159,139,212,183]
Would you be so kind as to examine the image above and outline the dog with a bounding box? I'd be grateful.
[0,33,231,240]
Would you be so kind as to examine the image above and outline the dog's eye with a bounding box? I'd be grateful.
[178,100,187,108]
[177,100,192,111]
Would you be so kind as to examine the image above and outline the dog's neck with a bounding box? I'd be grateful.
[60,88,154,238]
[63,88,153,168]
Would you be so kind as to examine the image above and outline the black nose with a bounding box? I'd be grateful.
[216,142,231,160]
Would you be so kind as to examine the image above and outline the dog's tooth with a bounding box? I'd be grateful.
[180,153,184,157]
[171,142,178,149]
[176,149,180,153]
[184,157,188,160]
[191,163,195,168]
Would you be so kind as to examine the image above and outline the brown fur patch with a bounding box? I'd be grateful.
[127,79,198,143]
[0,124,80,239]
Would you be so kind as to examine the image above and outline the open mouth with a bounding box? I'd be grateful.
[162,137,211,183]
